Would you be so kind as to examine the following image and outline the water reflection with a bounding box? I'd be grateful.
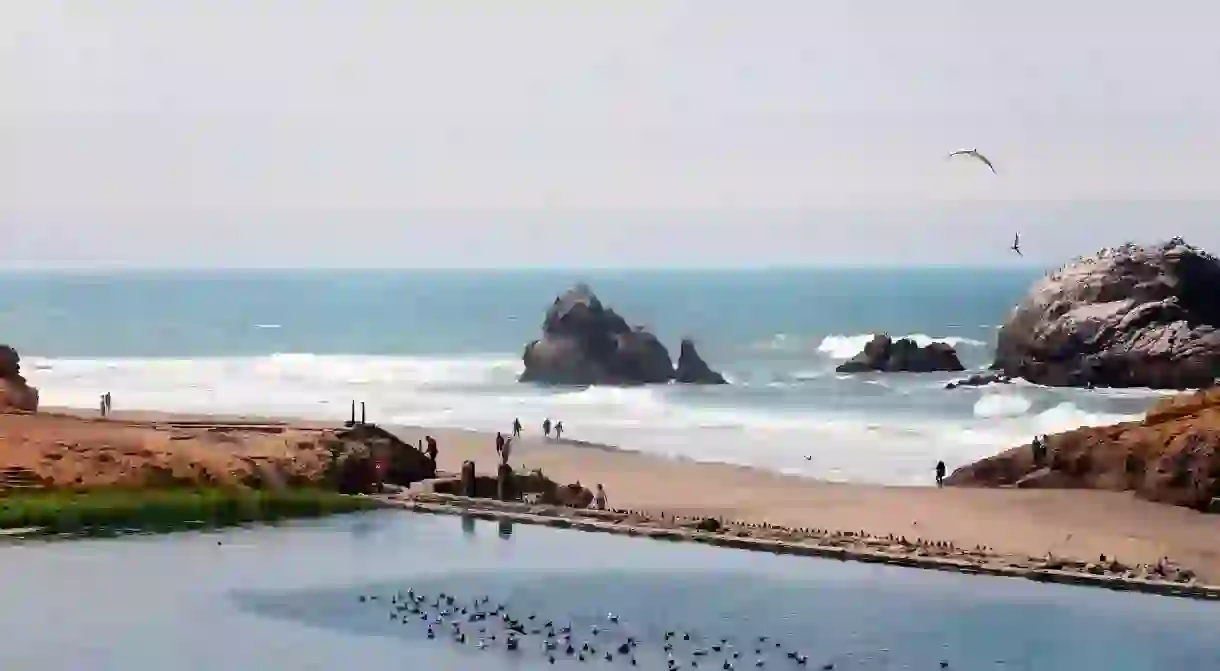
[0,512,1217,671]
[497,519,514,539]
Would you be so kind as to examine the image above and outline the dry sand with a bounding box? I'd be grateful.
[9,407,1220,584]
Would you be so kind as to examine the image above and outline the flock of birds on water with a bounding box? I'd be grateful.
[357,588,955,670]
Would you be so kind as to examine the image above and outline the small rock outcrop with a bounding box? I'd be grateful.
[0,345,39,413]
[946,387,1220,511]
[945,372,1012,390]
[835,334,965,374]
[674,338,727,384]
[993,238,1220,389]
[520,284,727,385]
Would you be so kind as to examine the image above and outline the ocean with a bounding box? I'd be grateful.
[1,512,1217,670]
[0,268,1165,484]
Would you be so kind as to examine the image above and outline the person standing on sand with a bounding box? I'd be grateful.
[425,435,438,466]
[593,483,608,510]
[935,460,946,488]
[554,421,564,441]
[542,418,552,439]
[512,418,522,438]
[501,437,512,466]
[495,431,505,457]
[104,392,112,415]
[99,394,107,417]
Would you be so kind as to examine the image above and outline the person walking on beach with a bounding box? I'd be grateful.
[104,392,112,416]
[500,437,512,466]
[593,483,608,510]
[542,418,552,439]
[935,460,946,488]
[554,421,564,441]
[99,394,107,417]
[512,417,522,438]
[495,431,505,457]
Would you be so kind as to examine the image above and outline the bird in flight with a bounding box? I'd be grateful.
[947,148,996,174]
[1011,233,1023,257]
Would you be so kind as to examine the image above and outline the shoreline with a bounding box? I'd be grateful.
[386,492,1220,601]
[9,406,1220,590]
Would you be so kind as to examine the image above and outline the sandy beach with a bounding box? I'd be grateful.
[387,423,1220,585]
[7,406,1220,587]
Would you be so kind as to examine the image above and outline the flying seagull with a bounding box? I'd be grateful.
[1011,233,1023,257]
[947,148,996,174]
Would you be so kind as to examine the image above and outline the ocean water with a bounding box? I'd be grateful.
[1,512,1217,670]
[0,269,1166,484]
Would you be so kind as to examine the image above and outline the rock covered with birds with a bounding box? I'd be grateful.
[993,238,1220,389]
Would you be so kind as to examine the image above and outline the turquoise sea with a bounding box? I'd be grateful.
[0,268,1164,484]
[1,512,1217,670]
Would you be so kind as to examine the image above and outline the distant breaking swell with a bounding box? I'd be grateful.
[24,352,1157,486]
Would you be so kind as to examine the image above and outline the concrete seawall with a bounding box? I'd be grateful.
[381,494,1220,602]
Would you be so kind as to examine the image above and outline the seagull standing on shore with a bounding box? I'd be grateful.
[946,148,996,174]
[1010,233,1023,257]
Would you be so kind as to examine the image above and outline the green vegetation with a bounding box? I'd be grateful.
[0,488,383,536]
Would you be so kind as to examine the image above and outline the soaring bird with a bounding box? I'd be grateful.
[1010,233,1023,257]
[946,148,996,174]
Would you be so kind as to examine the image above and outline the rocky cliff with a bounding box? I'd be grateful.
[0,345,39,413]
[993,238,1220,389]
[946,388,1220,512]
[520,284,727,386]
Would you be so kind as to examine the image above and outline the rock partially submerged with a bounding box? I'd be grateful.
[675,338,728,384]
[945,372,1012,390]
[520,284,727,386]
[0,345,39,413]
[946,387,1220,511]
[994,238,1220,389]
[835,334,965,374]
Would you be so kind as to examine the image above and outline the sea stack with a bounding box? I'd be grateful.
[519,284,727,386]
[993,238,1220,388]
[835,334,965,373]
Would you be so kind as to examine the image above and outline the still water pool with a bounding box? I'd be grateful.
[0,511,1217,670]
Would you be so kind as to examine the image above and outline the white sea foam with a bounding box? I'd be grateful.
[972,391,1033,418]
[25,353,1150,487]
[816,333,988,360]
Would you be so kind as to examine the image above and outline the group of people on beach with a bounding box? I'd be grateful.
[1030,434,1051,467]
[508,417,564,440]
[98,392,112,417]
[497,417,567,466]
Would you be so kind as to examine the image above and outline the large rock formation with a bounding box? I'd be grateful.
[0,345,39,413]
[946,387,1220,511]
[835,334,965,373]
[993,238,1220,389]
[520,284,727,385]
[675,338,728,384]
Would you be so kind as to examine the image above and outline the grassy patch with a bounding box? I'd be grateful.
[0,488,383,535]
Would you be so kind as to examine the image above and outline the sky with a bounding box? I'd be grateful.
[2,0,1219,268]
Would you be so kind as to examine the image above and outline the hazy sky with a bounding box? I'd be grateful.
[3,1,1219,268]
